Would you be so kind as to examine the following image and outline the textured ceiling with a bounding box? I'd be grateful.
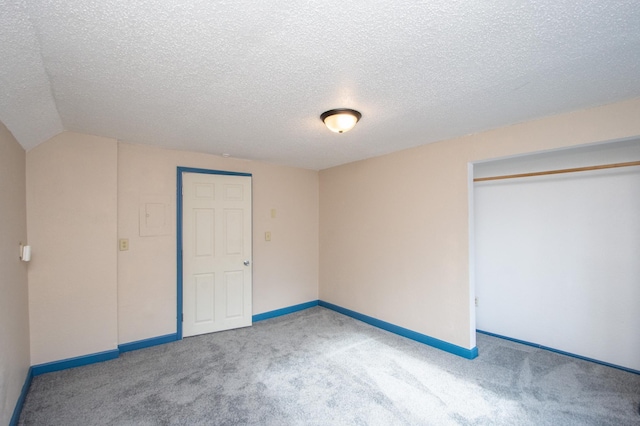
[1,0,639,170]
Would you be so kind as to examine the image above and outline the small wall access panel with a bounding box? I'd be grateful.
[139,195,172,236]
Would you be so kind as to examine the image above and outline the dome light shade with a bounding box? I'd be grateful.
[320,109,362,133]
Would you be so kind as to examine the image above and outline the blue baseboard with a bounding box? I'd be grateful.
[252,300,319,322]
[118,333,178,353]
[31,349,120,376]
[477,329,640,375]
[13,332,178,422]
[9,367,33,426]
[319,301,478,359]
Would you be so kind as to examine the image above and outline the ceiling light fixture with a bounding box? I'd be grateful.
[320,108,362,133]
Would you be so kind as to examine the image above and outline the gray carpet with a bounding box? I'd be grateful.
[19,307,640,425]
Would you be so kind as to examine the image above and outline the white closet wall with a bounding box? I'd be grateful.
[474,140,640,371]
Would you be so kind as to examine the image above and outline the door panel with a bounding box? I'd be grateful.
[194,273,215,323]
[195,209,214,256]
[224,209,243,255]
[224,270,245,318]
[182,172,252,337]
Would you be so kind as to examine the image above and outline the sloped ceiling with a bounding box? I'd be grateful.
[1,0,639,170]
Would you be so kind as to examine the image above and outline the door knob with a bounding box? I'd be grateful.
[244,260,250,266]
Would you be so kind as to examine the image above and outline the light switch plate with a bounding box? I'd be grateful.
[265,231,271,242]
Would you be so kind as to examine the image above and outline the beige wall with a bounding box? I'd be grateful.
[21,130,318,362]
[14,96,639,371]
[27,132,118,365]
[319,97,640,350]
[0,122,30,426]
[117,143,319,344]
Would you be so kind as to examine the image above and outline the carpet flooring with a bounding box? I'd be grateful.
[19,307,640,425]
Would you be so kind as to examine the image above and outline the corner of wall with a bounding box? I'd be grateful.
[0,121,30,426]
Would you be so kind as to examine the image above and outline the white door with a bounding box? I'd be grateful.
[182,172,252,337]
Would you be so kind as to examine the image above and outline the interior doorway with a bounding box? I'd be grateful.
[177,167,253,338]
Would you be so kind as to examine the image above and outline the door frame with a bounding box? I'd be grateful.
[176,166,253,340]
